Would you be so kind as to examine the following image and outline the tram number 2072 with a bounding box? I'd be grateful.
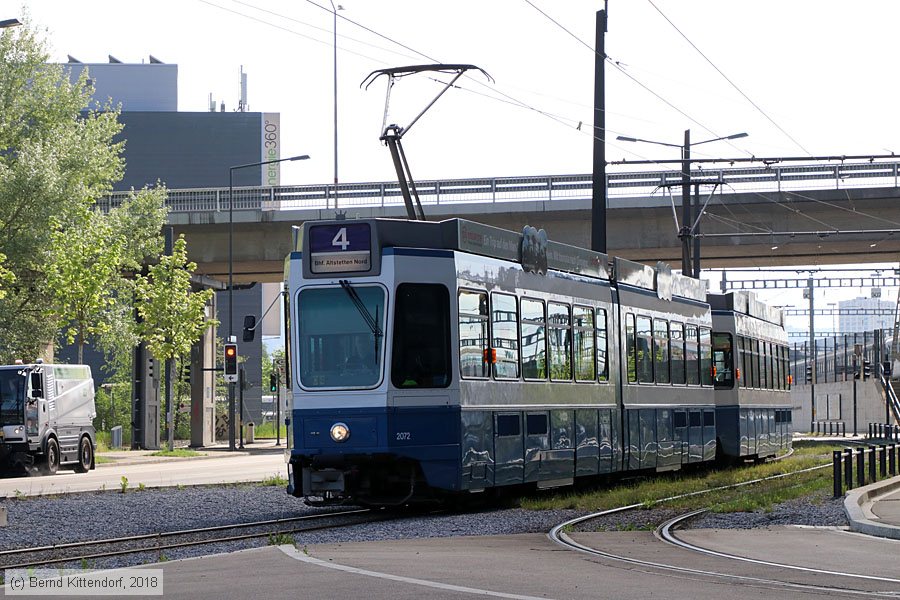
[395,432,412,441]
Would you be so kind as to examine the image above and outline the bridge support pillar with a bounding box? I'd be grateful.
[190,294,217,447]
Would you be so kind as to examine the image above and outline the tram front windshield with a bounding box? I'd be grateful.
[0,370,24,426]
[298,285,385,389]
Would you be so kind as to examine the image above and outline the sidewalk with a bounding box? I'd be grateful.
[98,439,287,467]
[844,475,900,539]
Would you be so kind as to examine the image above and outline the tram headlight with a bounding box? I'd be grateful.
[330,422,350,443]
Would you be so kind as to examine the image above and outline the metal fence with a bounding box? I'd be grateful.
[98,160,900,214]
[790,329,885,385]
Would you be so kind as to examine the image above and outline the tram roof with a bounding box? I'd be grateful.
[708,290,785,327]
[296,218,705,302]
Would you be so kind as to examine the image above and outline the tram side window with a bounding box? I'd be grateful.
[496,414,521,437]
[459,290,490,378]
[773,342,780,389]
[548,302,572,381]
[670,322,686,385]
[767,342,775,390]
[636,316,653,383]
[573,306,596,382]
[654,319,670,384]
[596,308,609,382]
[740,336,751,388]
[784,346,791,390]
[760,341,769,389]
[712,332,734,389]
[521,298,547,380]
[391,284,451,388]
[492,292,520,379]
[700,327,712,386]
[775,346,787,390]
[685,324,700,385]
[751,338,761,388]
[626,313,637,383]
[527,413,548,435]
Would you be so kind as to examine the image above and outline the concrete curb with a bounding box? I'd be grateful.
[843,475,900,540]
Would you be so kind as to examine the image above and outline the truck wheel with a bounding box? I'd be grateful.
[40,438,59,475]
[74,437,93,473]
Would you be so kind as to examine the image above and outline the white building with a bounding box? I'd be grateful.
[838,296,893,333]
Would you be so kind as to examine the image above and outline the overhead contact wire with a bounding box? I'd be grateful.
[645,0,812,156]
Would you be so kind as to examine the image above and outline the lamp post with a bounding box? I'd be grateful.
[0,18,21,29]
[616,130,747,277]
[227,154,309,450]
[330,2,343,208]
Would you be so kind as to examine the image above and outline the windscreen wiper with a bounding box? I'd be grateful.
[339,280,383,364]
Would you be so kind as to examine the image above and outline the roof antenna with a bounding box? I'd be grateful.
[361,64,493,221]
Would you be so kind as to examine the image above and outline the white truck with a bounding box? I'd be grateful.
[0,361,96,475]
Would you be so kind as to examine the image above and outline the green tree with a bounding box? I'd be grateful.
[46,208,124,363]
[0,20,125,361]
[47,188,168,363]
[135,236,217,451]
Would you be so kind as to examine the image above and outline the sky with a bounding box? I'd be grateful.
[19,0,900,334]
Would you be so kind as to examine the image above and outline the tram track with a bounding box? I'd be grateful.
[548,462,900,597]
[0,508,382,570]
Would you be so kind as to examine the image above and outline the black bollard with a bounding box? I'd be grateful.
[890,444,897,476]
[845,448,854,489]
[857,449,866,487]
[880,445,888,478]
[869,446,877,483]
[833,450,843,498]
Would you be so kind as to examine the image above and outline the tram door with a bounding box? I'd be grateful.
[494,413,524,486]
[524,412,551,483]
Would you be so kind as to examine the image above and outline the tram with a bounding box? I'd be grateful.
[282,218,791,505]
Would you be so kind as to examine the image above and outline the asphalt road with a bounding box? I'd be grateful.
[126,528,900,600]
[0,448,287,498]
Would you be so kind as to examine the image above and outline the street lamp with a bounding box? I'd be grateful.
[330,2,343,208]
[227,154,309,450]
[0,18,21,29]
[616,130,747,277]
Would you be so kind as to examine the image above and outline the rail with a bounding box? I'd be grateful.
[98,160,900,214]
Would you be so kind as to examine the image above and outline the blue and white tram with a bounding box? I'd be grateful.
[709,292,793,461]
[283,218,780,505]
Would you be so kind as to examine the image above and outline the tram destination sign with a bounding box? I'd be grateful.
[309,223,372,274]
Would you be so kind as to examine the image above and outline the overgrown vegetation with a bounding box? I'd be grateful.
[260,474,288,487]
[267,533,295,546]
[149,448,202,458]
[520,442,841,514]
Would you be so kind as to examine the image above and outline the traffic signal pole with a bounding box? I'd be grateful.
[808,277,816,431]
[224,342,238,450]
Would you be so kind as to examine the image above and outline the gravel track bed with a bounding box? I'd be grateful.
[0,484,848,571]
[572,489,849,532]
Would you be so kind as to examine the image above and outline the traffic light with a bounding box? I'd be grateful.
[148,357,156,380]
[863,359,872,380]
[182,364,192,384]
[224,343,238,383]
[805,365,812,383]
[269,372,278,393]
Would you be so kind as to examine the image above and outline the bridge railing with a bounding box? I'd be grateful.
[99,161,900,214]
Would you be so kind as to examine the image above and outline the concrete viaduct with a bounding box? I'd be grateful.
[101,160,900,284]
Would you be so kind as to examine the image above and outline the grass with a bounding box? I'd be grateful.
[267,533,295,546]
[520,441,842,515]
[251,422,288,439]
[149,448,203,458]
[260,474,288,487]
